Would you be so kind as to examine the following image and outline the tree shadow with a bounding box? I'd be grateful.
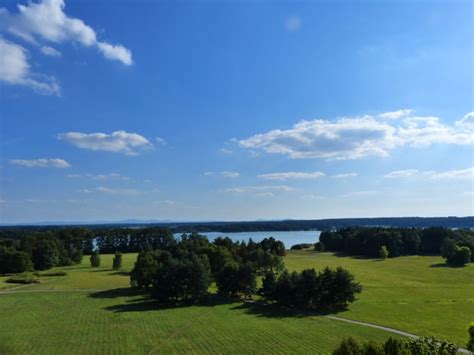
[110,271,130,276]
[90,269,114,272]
[90,288,238,313]
[230,300,346,319]
[429,262,463,268]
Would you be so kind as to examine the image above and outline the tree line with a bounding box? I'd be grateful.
[319,227,474,266]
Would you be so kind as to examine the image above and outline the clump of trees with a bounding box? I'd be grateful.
[319,227,474,266]
[130,233,286,304]
[441,239,472,267]
[260,267,362,311]
[333,336,458,355]
[0,229,87,274]
[130,233,363,310]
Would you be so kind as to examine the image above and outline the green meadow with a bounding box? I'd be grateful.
[0,251,472,354]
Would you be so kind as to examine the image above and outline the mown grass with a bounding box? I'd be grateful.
[0,250,471,353]
[285,250,474,345]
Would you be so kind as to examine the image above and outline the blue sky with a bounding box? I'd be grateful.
[0,0,473,224]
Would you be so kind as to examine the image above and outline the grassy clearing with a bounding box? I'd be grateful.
[0,250,471,353]
[285,250,474,345]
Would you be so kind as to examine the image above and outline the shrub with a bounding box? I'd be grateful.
[34,271,67,277]
[6,274,40,284]
[467,322,474,352]
[379,245,389,260]
[90,250,101,267]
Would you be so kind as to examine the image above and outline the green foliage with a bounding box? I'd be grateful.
[33,271,67,277]
[216,262,257,298]
[6,273,40,284]
[442,239,471,266]
[467,322,474,351]
[315,241,326,252]
[332,336,458,355]
[130,250,159,289]
[0,246,33,274]
[32,238,60,270]
[112,251,122,270]
[380,245,389,260]
[262,266,362,311]
[90,250,101,267]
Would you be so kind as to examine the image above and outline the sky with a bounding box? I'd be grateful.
[0,0,473,224]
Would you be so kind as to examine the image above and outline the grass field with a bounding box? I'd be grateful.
[0,251,472,354]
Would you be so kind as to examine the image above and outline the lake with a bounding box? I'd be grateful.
[174,230,320,249]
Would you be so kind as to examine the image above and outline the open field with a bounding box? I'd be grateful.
[0,251,472,354]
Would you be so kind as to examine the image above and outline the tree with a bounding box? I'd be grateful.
[0,247,33,274]
[261,271,276,299]
[314,241,325,252]
[442,239,471,266]
[332,337,362,355]
[467,322,474,352]
[216,262,256,298]
[451,246,471,267]
[112,251,122,270]
[90,250,101,267]
[32,238,60,270]
[379,245,389,260]
[130,250,162,289]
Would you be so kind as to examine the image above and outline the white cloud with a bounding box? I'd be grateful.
[224,185,294,193]
[384,169,419,179]
[238,110,474,160]
[379,109,413,120]
[455,112,474,130]
[40,45,60,56]
[430,167,474,180]
[342,190,378,198]
[58,130,153,155]
[81,186,140,196]
[204,171,240,178]
[0,0,132,65]
[258,171,325,181]
[384,167,474,180]
[10,158,70,168]
[155,137,167,146]
[221,171,240,178]
[0,38,60,95]
[255,192,274,198]
[332,173,358,179]
[67,173,129,180]
[285,15,301,32]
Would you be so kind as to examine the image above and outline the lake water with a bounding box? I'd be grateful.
[174,230,320,249]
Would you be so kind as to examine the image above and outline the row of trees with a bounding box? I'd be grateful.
[130,233,362,311]
[261,267,362,310]
[332,336,459,355]
[0,231,85,274]
[319,227,474,262]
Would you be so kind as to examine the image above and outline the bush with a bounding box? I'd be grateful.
[467,322,474,352]
[442,239,471,266]
[34,271,67,277]
[6,274,40,284]
[90,250,101,267]
[112,251,122,270]
[380,245,389,260]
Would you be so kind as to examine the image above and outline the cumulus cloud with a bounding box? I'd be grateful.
[384,167,474,180]
[258,171,325,181]
[0,38,60,95]
[455,112,474,130]
[58,130,153,155]
[10,158,70,168]
[238,110,474,160]
[0,0,132,65]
